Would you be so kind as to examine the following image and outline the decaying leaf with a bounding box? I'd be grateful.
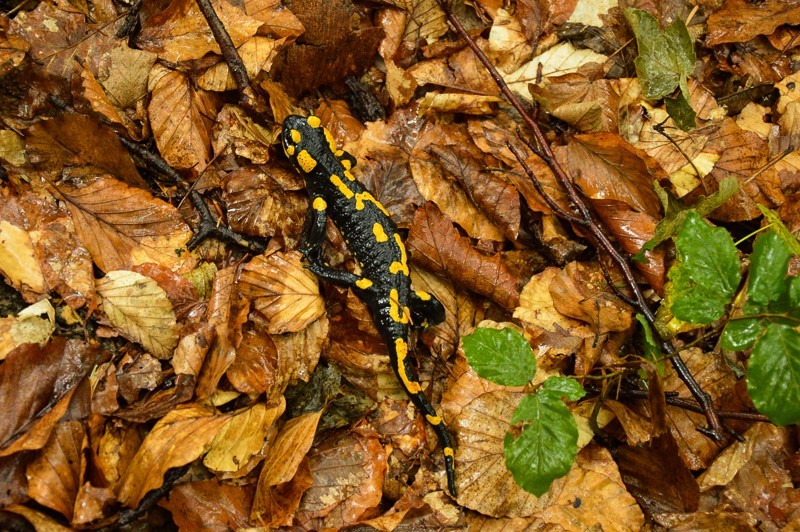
[97,270,178,359]
[117,405,231,508]
[0,299,55,361]
[57,175,195,274]
[160,479,255,530]
[239,251,325,334]
[407,203,522,311]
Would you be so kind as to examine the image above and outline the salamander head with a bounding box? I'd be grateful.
[281,115,338,175]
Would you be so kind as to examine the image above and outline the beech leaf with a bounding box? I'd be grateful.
[97,271,179,359]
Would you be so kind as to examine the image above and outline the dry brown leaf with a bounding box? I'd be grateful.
[407,203,522,311]
[25,114,146,189]
[57,175,195,274]
[487,8,533,74]
[101,43,157,110]
[252,409,323,526]
[514,267,593,341]
[79,63,132,134]
[418,92,504,116]
[615,433,699,517]
[530,73,626,133]
[2,504,73,532]
[243,0,306,38]
[204,401,285,476]
[137,0,262,62]
[226,325,278,396]
[239,251,325,334]
[550,261,633,334]
[314,100,365,146]
[148,66,219,172]
[0,300,55,361]
[427,144,522,242]
[400,0,447,43]
[160,479,255,530]
[706,0,800,46]
[0,218,46,298]
[590,199,666,293]
[117,405,231,508]
[294,428,387,529]
[538,444,645,529]
[26,421,86,521]
[563,132,663,215]
[0,16,28,77]
[96,270,179,359]
[199,36,283,91]
[0,339,95,456]
[410,124,505,242]
[213,104,276,165]
[8,0,118,87]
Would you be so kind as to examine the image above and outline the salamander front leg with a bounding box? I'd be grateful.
[409,290,445,329]
[300,197,329,262]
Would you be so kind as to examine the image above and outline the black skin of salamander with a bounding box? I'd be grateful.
[282,114,457,497]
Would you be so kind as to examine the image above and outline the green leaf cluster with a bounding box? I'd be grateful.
[461,327,585,496]
[667,211,741,324]
[720,232,800,425]
[625,8,697,130]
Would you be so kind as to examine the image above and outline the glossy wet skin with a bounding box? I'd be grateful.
[282,114,456,496]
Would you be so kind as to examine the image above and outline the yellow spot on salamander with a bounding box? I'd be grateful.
[341,158,352,170]
[324,128,337,153]
[395,338,421,394]
[335,149,344,157]
[330,174,354,199]
[389,289,410,324]
[426,414,442,425]
[290,129,302,143]
[285,145,295,156]
[296,150,317,173]
[355,191,390,216]
[356,278,373,289]
[390,234,409,276]
[444,447,454,458]
[307,115,321,128]
[312,197,327,211]
[343,170,355,181]
[373,223,389,242]
[415,290,431,301]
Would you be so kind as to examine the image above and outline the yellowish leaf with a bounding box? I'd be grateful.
[97,271,178,359]
[0,219,46,295]
[0,299,56,361]
[117,405,230,508]
[204,400,285,475]
[239,251,325,334]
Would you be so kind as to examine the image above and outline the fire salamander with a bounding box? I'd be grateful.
[281,115,457,497]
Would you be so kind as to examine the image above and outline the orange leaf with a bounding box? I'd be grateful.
[117,405,231,508]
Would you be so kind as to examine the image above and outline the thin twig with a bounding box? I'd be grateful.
[436,0,725,441]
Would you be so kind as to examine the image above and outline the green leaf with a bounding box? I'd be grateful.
[749,231,791,306]
[504,390,579,496]
[669,211,740,324]
[665,91,696,131]
[635,179,739,261]
[636,314,665,375]
[720,316,762,351]
[625,9,696,100]
[539,376,586,402]
[757,205,800,257]
[747,323,800,426]
[462,327,536,386]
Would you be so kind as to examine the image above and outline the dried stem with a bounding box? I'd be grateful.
[437,0,725,441]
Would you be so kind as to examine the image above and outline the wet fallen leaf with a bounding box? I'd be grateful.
[26,421,86,521]
[0,299,55,361]
[57,175,195,274]
[407,203,522,311]
[706,0,800,46]
[148,66,220,172]
[96,270,179,359]
[240,251,325,334]
[117,405,231,508]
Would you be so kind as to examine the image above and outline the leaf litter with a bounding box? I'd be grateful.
[0,0,799,529]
